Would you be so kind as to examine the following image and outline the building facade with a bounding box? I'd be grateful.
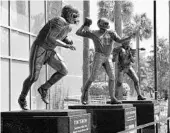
[0,0,84,111]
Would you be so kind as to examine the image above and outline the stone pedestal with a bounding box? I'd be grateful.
[69,104,136,133]
[1,109,91,133]
[121,100,160,133]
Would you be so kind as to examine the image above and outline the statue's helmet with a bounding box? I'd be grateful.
[97,18,110,30]
[122,40,131,49]
[61,5,80,24]
[122,40,131,46]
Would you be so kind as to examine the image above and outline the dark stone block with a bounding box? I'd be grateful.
[69,104,136,133]
[1,109,87,117]
[69,104,133,109]
[1,109,91,133]
[120,100,160,133]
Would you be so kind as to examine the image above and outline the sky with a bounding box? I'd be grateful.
[90,0,169,56]
[133,0,169,55]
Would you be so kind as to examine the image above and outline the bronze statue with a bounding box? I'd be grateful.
[18,5,80,110]
[112,40,146,100]
[76,17,133,105]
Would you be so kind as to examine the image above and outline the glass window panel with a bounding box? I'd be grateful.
[11,31,29,59]
[10,1,29,31]
[31,65,46,110]
[63,1,83,12]
[0,27,9,56]
[47,1,62,20]
[62,76,82,108]
[30,36,36,47]
[11,60,29,110]
[1,59,10,111]
[30,1,45,34]
[49,83,64,109]
[61,39,83,76]
[48,66,64,109]
[63,76,82,96]
[0,1,9,25]
[49,74,82,109]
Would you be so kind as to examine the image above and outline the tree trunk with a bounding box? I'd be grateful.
[134,32,140,96]
[136,32,140,76]
[114,1,123,100]
[114,1,122,36]
[83,1,90,88]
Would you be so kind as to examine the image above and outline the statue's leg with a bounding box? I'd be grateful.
[19,45,45,110]
[81,79,93,105]
[127,67,146,100]
[38,52,68,104]
[81,53,103,104]
[103,59,122,104]
[115,70,124,100]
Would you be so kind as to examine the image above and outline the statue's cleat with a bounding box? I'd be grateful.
[81,100,88,105]
[110,98,122,104]
[81,96,88,105]
[81,91,88,105]
[38,87,49,104]
[18,97,28,110]
[137,95,146,100]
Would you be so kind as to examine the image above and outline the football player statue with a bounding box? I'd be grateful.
[18,5,80,110]
[76,17,134,105]
[112,40,146,100]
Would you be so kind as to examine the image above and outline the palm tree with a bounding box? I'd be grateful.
[98,1,114,21]
[114,1,123,100]
[123,13,152,83]
[114,1,122,37]
[98,1,133,24]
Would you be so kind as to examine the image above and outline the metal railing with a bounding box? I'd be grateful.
[118,117,170,133]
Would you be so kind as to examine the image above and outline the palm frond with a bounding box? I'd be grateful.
[123,13,152,40]
[97,0,115,20]
[121,1,134,23]
[97,0,134,24]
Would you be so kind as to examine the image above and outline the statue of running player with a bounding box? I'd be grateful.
[18,5,80,110]
[76,17,134,105]
[112,40,146,100]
